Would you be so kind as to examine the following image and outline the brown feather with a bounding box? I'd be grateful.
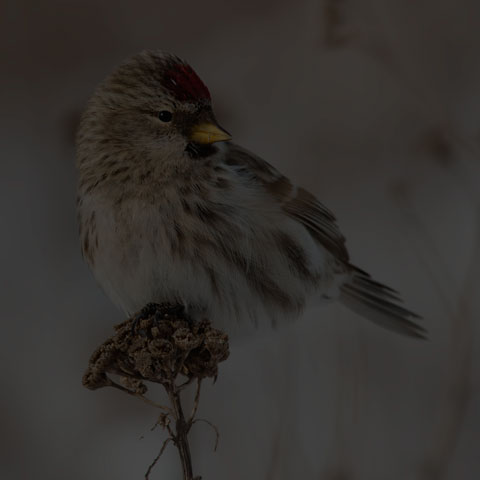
[226,144,349,262]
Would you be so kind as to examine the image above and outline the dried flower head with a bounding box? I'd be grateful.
[82,303,229,393]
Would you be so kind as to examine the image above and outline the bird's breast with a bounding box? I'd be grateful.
[79,180,330,331]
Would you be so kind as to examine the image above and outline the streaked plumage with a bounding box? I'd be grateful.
[76,50,425,338]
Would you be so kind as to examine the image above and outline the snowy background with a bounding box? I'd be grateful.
[2,0,479,478]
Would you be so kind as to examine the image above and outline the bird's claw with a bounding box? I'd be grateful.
[131,303,187,335]
[131,303,159,335]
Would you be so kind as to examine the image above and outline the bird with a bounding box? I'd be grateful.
[76,50,425,339]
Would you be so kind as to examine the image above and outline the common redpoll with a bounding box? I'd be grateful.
[76,51,424,338]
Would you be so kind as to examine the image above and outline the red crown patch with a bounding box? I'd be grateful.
[165,63,211,102]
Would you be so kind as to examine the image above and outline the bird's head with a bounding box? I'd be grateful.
[77,51,231,177]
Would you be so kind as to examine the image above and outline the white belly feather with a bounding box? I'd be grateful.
[80,174,334,332]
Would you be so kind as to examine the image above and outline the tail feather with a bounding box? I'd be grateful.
[350,272,402,302]
[340,270,426,339]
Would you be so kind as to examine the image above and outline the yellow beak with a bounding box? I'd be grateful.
[190,123,232,144]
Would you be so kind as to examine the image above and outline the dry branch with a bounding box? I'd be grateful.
[82,303,230,480]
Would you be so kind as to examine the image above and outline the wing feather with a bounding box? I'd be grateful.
[225,143,349,261]
[223,143,425,338]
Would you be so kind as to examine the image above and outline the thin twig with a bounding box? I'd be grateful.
[168,385,194,480]
[173,352,189,378]
[108,382,174,414]
[178,377,194,390]
[189,379,203,426]
[145,437,173,480]
[151,412,170,432]
[193,418,220,451]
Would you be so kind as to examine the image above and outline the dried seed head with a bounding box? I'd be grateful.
[172,328,202,351]
[205,330,229,361]
[82,303,230,393]
[120,376,148,395]
[148,338,175,358]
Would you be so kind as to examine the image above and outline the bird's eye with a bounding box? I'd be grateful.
[158,110,173,122]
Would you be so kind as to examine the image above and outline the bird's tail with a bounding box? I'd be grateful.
[339,267,426,339]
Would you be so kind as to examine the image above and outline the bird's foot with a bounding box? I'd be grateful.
[131,303,159,335]
[154,303,185,319]
[153,303,195,327]
[131,303,188,335]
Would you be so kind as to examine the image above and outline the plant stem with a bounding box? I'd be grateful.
[168,384,194,480]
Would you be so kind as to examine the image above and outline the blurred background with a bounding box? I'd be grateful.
[2,0,480,478]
